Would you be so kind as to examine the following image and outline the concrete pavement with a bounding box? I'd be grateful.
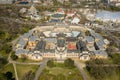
[13,63,19,80]
[74,60,88,80]
[34,59,49,80]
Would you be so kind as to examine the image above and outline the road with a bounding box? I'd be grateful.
[74,60,88,80]
[34,59,49,80]
[9,60,41,65]
[8,54,42,80]
[13,63,19,80]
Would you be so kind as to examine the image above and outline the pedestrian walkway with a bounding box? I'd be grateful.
[74,60,88,80]
[34,59,49,80]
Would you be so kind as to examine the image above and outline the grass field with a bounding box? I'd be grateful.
[16,58,41,63]
[39,63,83,80]
[2,63,14,74]
[16,64,39,80]
[84,68,120,80]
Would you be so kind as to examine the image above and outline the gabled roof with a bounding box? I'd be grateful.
[71,17,80,24]
[93,50,108,57]
[57,33,66,37]
[40,32,46,37]
[72,31,80,37]
[51,13,64,18]
[66,37,77,42]
[34,40,46,51]
[18,38,27,46]
[85,36,94,43]
[91,33,103,39]
[95,11,120,20]
[95,39,105,50]
[22,33,31,39]
[29,36,38,42]
[44,38,57,42]
[16,49,29,54]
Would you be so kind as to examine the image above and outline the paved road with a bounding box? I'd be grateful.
[34,59,49,80]
[74,60,88,80]
[34,59,48,80]
[9,60,41,65]
[13,63,19,80]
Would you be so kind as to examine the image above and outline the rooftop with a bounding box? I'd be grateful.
[16,49,29,54]
[18,38,27,46]
[29,36,38,42]
[94,50,108,57]
[95,11,120,20]
[85,36,94,43]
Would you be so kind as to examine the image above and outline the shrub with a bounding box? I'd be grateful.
[47,60,55,68]
[64,58,75,68]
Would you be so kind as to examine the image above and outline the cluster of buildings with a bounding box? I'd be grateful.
[19,5,41,20]
[15,25,109,61]
[19,5,80,24]
[95,11,120,23]
[105,0,120,6]
[84,9,120,23]
[49,8,80,24]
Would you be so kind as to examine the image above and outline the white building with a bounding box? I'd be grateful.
[71,17,80,24]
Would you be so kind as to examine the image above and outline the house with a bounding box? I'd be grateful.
[0,0,13,4]
[57,0,69,4]
[93,50,108,58]
[31,53,43,60]
[22,33,31,40]
[19,8,27,14]
[95,11,120,23]
[66,9,76,18]
[57,8,65,14]
[71,16,80,24]
[50,13,64,22]
[79,51,90,61]
[15,25,109,61]
[33,0,41,4]
[27,5,41,20]
[104,39,110,45]
[91,33,103,42]
[17,0,29,4]
[95,39,106,50]
[27,36,38,50]
[34,40,46,52]
[16,38,27,49]
[16,49,29,58]
[86,14,95,21]
[76,40,86,52]
[85,36,95,51]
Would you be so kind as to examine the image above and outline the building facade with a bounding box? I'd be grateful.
[15,25,109,61]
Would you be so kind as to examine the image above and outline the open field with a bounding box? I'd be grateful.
[2,63,14,74]
[84,66,120,80]
[39,62,83,80]
[16,58,41,63]
[16,64,39,80]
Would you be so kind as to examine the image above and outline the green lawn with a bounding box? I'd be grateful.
[103,72,120,80]
[2,63,14,74]
[0,50,9,58]
[39,63,83,80]
[16,58,41,63]
[84,68,120,80]
[16,64,39,80]
[84,68,94,80]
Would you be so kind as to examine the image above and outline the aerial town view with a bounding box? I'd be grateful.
[0,0,120,80]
